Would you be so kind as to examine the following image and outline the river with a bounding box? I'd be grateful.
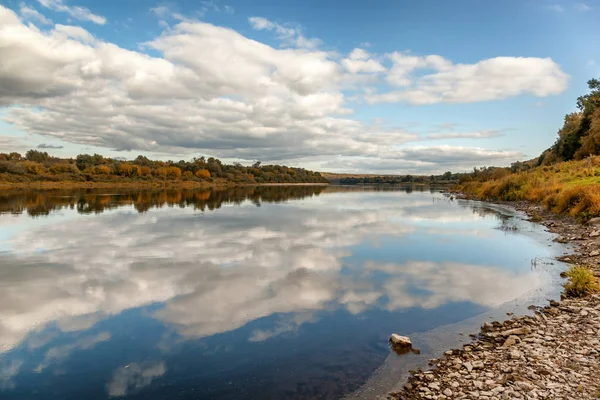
[0,186,566,399]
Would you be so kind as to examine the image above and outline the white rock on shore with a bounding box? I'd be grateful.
[390,334,412,349]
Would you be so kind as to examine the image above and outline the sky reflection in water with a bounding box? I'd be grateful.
[0,186,561,399]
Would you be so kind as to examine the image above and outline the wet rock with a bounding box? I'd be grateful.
[390,334,412,349]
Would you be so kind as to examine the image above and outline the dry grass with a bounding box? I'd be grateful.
[456,156,600,221]
[562,265,600,298]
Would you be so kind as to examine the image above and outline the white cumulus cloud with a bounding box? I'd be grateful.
[0,5,569,172]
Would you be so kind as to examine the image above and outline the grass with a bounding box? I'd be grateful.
[562,265,600,298]
[455,156,600,222]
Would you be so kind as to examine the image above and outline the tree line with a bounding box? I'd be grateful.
[337,171,462,185]
[0,151,328,185]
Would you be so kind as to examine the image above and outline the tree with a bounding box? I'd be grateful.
[95,165,111,175]
[195,169,211,179]
[166,166,182,179]
[153,167,167,178]
[49,163,78,175]
[7,152,22,161]
[554,112,584,161]
[23,161,46,174]
[25,150,50,163]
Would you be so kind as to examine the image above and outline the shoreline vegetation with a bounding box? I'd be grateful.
[452,78,600,223]
[0,151,329,188]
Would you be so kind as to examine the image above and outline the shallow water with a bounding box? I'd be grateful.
[0,186,565,399]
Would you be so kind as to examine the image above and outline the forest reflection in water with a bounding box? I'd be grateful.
[0,185,563,400]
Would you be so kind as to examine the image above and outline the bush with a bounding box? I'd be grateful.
[0,161,25,175]
[195,169,211,179]
[563,265,600,297]
[166,166,181,179]
[23,161,46,174]
[49,163,78,175]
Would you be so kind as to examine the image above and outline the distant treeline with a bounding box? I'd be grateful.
[338,171,462,185]
[0,151,328,185]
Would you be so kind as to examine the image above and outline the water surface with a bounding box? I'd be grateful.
[0,186,564,399]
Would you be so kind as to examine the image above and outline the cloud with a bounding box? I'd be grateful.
[0,360,22,390]
[248,16,321,49]
[248,312,318,342]
[201,1,234,14]
[0,136,31,153]
[36,0,106,25]
[546,4,565,12]
[149,6,190,22]
[35,332,111,372]
[575,3,592,11]
[342,48,386,74]
[322,146,521,173]
[426,130,505,140]
[106,362,166,397]
[37,143,64,149]
[19,2,52,24]
[0,5,567,172]
[367,55,569,105]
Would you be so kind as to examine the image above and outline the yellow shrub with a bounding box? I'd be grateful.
[563,265,600,298]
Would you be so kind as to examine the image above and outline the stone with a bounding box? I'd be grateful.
[472,361,485,369]
[590,230,600,238]
[588,217,600,226]
[509,349,522,359]
[499,326,531,337]
[390,333,412,348]
[590,250,600,257]
[501,335,521,348]
[443,388,453,396]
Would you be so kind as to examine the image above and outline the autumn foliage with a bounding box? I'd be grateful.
[0,150,328,186]
[455,78,600,222]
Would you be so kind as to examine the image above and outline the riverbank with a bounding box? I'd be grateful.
[389,200,600,399]
[0,180,330,189]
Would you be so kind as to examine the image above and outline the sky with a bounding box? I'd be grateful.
[0,0,599,174]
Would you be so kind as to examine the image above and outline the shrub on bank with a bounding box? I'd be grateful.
[456,157,600,221]
[563,265,600,298]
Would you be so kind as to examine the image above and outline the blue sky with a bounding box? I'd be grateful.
[0,0,599,173]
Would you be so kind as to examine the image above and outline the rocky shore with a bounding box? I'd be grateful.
[389,201,600,400]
